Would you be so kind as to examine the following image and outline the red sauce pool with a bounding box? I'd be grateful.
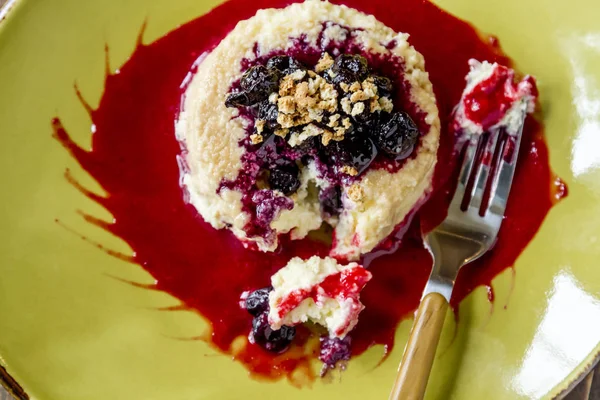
[52,0,566,384]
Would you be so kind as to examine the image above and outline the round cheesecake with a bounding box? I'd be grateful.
[176,0,440,260]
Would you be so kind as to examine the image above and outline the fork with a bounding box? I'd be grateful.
[388,113,526,400]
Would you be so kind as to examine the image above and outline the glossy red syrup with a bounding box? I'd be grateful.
[52,0,566,384]
[462,63,538,130]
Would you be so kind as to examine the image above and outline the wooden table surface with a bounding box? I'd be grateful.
[0,0,597,399]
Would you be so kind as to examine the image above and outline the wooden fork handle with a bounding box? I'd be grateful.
[389,292,449,400]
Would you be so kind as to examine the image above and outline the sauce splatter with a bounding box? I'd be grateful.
[52,0,565,383]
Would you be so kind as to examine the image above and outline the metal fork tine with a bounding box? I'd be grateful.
[469,130,498,213]
[487,117,526,217]
[449,136,479,212]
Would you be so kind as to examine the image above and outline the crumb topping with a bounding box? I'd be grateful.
[224,52,421,208]
[250,133,264,144]
[347,184,364,202]
[265,53,396,148]
[340,166,359,176]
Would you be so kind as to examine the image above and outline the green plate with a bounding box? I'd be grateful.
[0,0,599,398]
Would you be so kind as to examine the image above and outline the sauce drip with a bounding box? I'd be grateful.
[52,0,566,383]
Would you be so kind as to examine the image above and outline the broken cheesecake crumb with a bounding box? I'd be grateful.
[250,133,264,144]
[340,166,359,176]
[347,184,364,201]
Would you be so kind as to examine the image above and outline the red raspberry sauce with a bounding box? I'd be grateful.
[52,0,567,384]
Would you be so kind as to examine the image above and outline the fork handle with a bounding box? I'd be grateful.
[389,292,449,400]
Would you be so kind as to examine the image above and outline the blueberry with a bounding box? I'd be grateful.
[225,91,255,108]
[352,105,383,127]
[251,312,269,340]
[245,287,272,316]
[330,54,369,85]
[240,65,280,92]
[372,75,393,97]
[319,336,352,367]
[266,56,289,71]
[264,324,296,353]
[319,186,342,218]
[251,312,296,353]
[225,65,280,108]
[257,101,279,129]
[374,112,419,159]
[327,129,377,176]
[269,165,301,195]
[267,55,306,74]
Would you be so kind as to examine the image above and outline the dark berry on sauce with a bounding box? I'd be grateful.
[245,287,272,316]
[283,134,317,160]
[269,165,301,195]
[251,312,269,340]
[240,65,280,92]
[372,75,393,97]
[375,111,420,159]
[266,55,289,71]
[331,54,369,84]
[352,106,383,126]
[266,55,306,74]
[257,101,279,129]
[251,312,296,353]
[319,336,352,368]
[327,129,377,176]
[224,65,280,107]
[224,91,254,108]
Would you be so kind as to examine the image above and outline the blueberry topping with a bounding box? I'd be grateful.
[327,129,377,175]
[240,65,280,92]
[251,312,269,341]
[266,55,305,74]
[251,312,296,353]
[224,91,255,108]
[255,134,286,166]
[319,336,352,368]
[330,54,369,85]
[226,66,280,107]
[266,55,289,71]
[352,105,383,126]
[375,112,420,158]
[372,75,393,97]
[257,101,279,129]
[223,51,422,246]
[245,287,272,316]
[269,165,301,195]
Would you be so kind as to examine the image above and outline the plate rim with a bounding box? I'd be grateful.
[0,0,596,399]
